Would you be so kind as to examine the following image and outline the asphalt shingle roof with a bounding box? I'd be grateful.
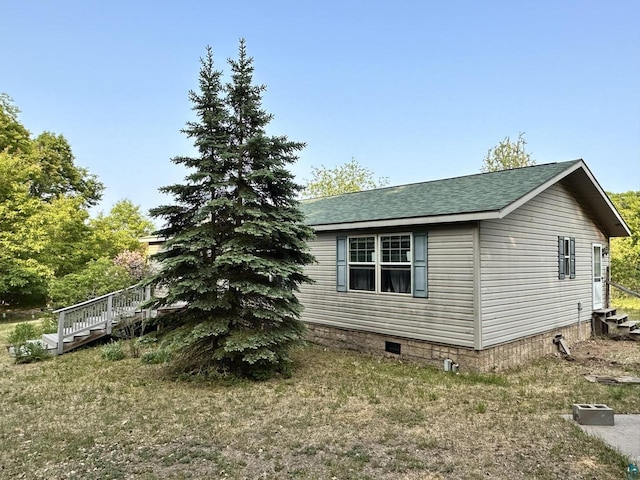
[301,160,581,226]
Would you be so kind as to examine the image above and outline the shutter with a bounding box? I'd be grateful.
[413,232,428,298]
[336,236,347,292]
[558,236,565,280]
[569,237,576,279]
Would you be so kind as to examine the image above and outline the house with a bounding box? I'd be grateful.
[297,160,631,371]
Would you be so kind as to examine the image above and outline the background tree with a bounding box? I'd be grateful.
[480,132,535,172]
[302,157,389,198]
[150,41,315,379]
[0,95,152,307]
[609,191,640,294]
[90,199,155,258]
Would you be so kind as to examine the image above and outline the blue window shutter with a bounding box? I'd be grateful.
[569,237,576,279]
[413,232,428,298]
[336,236,347,292]
[558,236,565,280]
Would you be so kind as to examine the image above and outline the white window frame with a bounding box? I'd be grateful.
[347,233,413,295]
[563,237,571,278]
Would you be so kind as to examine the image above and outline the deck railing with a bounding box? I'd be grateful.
[52,285,151,354]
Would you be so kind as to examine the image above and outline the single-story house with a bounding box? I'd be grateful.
[297,160,631,371]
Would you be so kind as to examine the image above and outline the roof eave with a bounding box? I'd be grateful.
[309,211,500,232]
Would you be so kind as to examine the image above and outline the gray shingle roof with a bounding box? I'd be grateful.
[301,160,582,226]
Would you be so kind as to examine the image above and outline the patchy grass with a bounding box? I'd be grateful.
[611,295,640,320]
[0,331,638,479]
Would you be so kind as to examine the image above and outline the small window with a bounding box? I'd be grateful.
[348,237,375,291]
[558,236,576,280]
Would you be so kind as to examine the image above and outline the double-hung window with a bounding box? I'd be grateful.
[348,236,376,291]
[342,233,418,295]
[380,235,411,293]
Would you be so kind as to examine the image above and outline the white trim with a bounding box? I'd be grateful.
[346,233,413,295]
[473,222,482,350]
[313,211,499,232]
[592,243,603,310]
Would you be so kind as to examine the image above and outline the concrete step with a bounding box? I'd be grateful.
[593,308,617,317]
[629,330,640,341]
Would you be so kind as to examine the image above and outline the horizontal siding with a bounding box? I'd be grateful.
[297,225,476,347]
[480,182,608,347]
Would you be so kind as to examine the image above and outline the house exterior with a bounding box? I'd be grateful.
[297,160,631,371]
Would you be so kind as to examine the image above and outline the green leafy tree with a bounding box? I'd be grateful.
[150,41,315,379]
[609,191,640,294]
[31,132,103,206]
[48,258,133,307]
[0,94,31,154]
[0,151,52,305]
[302,158,390,198]
[90,199,155,258]
[480,132,535,173]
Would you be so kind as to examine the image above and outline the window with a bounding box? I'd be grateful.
[380,235,411,293]
[558,236,576,280]
[336,233,427,297]
[348,236,376,291]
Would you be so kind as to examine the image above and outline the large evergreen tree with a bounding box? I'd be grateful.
[150,41,315,379]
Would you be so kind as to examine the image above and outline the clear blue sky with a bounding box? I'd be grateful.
[2,0,639,219]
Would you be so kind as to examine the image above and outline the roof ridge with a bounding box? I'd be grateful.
[301,159,583,202]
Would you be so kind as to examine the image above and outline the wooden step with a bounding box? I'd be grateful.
[604,314,628,325]
[617,321,638,331]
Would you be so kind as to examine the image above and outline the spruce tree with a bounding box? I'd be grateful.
[150,41,315,379]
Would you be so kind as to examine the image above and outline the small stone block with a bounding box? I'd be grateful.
[572,403,614,426]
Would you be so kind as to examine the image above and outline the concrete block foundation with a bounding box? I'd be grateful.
[305,321,591,372]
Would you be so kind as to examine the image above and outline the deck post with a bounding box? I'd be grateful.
[106,294,113,335]
[57,311,65,355]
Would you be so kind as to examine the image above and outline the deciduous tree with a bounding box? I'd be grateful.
[150,41,315,379]
[609,191,640,293]
[480,132,535,172]
[302,158,389,198]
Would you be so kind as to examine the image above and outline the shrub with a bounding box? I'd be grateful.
[141,349,171,365]
[101,341,125,361]
[6,323,50,364]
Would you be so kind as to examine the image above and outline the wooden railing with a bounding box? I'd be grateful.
[52,285,151,354]
[607,279,640,299]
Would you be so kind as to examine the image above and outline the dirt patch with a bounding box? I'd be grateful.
[569,338,640,375]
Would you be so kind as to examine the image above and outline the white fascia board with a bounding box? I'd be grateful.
[497,160,585,219]
[310,211,499,232]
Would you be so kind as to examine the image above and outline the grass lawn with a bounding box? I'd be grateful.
[0,320,639,479]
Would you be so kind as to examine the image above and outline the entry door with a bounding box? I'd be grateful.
[592,244,603,310]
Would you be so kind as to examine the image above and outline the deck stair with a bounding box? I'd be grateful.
[42,284,152,355]
[593,308,639,341]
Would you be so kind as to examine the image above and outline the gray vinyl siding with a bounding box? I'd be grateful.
[297,225,476,348]
[480,182,608,347]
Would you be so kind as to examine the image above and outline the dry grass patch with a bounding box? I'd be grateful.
[0,334,637,479]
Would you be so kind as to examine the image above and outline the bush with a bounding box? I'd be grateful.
[49,258,134,307]
[141,349,171,364]
[6,323,50,364]
[101,341,125,361]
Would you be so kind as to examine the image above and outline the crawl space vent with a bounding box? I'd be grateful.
[385,341,401,355]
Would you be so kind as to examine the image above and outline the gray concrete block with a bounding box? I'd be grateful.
[572,403,614,426]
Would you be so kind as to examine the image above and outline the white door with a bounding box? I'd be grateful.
[592,244,603,310]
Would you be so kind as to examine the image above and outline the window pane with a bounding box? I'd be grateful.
[350,237,375,264]
[380,235,411,264]
[381,266,411,293]
[349,266,375,291]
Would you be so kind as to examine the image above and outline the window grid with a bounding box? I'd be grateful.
[347,234,412,295]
